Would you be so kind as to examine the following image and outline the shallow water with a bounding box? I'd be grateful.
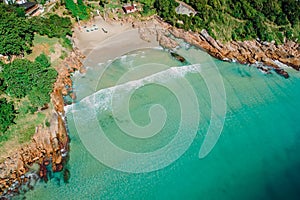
[23,45,300,200]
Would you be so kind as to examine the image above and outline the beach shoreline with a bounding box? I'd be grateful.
[74,15,299,79]
[0,16,161,198]
[73,16,160,62]
[1,9,299,198]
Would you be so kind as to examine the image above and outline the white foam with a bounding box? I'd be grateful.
[274,60,290,69]
[153,46,164,50]
[120,55,128,62]
[78,64,202,112]
[119,53,138,62]
[72,70,84,78]
[64,104,74,113]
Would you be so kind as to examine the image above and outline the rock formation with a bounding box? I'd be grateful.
[0,50,84,198]
[154,16,299,78]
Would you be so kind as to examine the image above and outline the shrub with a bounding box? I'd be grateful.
[35,53,51,69]
[0,98,16,134]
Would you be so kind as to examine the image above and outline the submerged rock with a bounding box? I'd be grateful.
[63,168,70,184]
[170,52,186,63]
[274,68,290,78]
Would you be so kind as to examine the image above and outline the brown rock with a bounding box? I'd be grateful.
[55,154,62,165]
[0,48,84,196]
[70,92,77,100]
[55,164,63,172]
[200,29,223,52]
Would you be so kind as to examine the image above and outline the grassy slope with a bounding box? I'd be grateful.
[152,0,299,43]
[0,34,66,159]
[0,1,75,159]
[191,1,300,43]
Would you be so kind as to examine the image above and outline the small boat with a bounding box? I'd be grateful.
[102,28,108,33]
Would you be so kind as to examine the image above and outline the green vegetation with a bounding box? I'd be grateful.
[0,98,16,134]
[0,0,298,147]
[65,0,90,20]
[17,124,36,144]
[0,3,72,144]
[35,53,51,68]
[0,4,34,56]
[154,0,300,43]
[139,0,157,16]
[32,34,59,47]
[2,56,57,106]
[2,107,47,144]
[30,14,72,38]
[0,3,72,57]
[17,112,45,143]
[45,120,51,127]
[24,34,59,61]
[154,0,179,25]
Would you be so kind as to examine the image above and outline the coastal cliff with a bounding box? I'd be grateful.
[0,49,84,198]
[107,15,299,77]
[154,17,299,78]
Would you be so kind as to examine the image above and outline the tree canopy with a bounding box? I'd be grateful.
[152,0,300,43]
[2,56,57,106]
[0,4,34,56]
[30,14,72,38]
[65,0,90,20]
[35,53,51,68]
[0,3,71,139]
[0,98,16,134]
[0,3,72,57]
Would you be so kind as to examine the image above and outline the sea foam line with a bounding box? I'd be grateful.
[68,64,202,112]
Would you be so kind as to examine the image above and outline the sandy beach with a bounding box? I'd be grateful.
[73,16,161,65]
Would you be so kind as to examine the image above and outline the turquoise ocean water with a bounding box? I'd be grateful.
[22,44,300,200]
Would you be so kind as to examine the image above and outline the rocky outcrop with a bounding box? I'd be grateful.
[155,17,299,78]
[170,52,186,63]
[156,29,178,49]
[0,50,84,198]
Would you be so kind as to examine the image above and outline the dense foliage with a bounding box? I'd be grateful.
[35,53,51,68]
[65,0,90,20]
[0,3,72,56]
[30,14,72,38]
[0,3,73,139]
[0,4,34,56]
[147,0,300,43]
[154,0,178,25]
[2,56,57,107]
[0,98,16,134]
